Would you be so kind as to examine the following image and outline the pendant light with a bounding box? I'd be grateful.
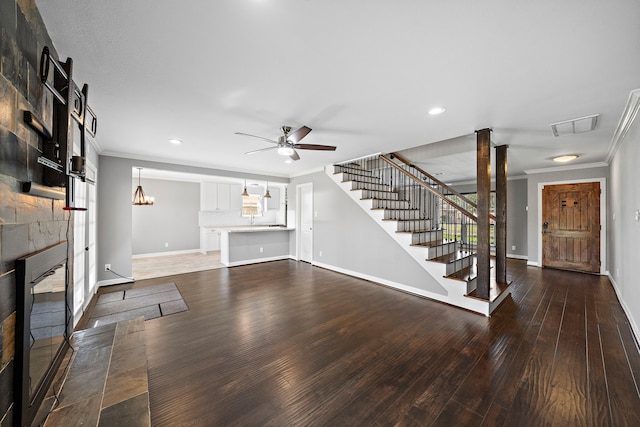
[132,168,154,205]
[264,181,271,199]
[241,179,250,197]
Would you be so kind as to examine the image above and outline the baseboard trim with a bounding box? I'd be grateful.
[527,261,540,267]
[608,273,640,344]
[507,254,528,260]
[132,248,202,259]
[312,261,446,302]
[226,255,293,267]
[97,277,134,287]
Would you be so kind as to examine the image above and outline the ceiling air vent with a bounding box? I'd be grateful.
[550,114,599,137]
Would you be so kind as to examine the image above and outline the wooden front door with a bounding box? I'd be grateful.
[542,182,600,273]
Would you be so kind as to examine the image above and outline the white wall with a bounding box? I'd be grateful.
[288,171,447,295]
[608,96,640,338]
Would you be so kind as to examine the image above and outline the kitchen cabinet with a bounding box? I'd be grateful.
[202,182,241,211]
[200,228,220,253]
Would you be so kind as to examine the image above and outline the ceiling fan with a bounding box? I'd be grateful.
[235,125,336,161]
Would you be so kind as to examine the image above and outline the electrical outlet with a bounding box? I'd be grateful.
[165,242,169,247]
[319,250,323,257]
[259,247,263,253]
[511,245,516,251]
[105,264,111,271]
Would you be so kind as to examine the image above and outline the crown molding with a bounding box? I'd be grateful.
[606,88,640,164]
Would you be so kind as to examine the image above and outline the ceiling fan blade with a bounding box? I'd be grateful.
[245,146,277,155]
[287,126,312,144]
[293,143,337,151]
[235,132,279,145]
[289,150,300,161]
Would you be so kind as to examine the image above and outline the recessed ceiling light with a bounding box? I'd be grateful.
[168,138,183,145]
[428,107,446,115]
[553,155,579,163]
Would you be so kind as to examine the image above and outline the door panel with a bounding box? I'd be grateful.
[298,183,313,263]
[542,182,600,273]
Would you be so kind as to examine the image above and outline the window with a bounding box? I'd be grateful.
[242,195,262,217]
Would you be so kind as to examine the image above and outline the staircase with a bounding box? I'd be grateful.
[327,153,510,316]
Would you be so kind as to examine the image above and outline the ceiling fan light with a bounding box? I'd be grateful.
[277,146,295,156]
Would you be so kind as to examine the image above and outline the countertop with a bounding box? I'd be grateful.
[207,226,295,233]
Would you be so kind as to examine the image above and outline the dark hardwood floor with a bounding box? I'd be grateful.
[92,259,640,426]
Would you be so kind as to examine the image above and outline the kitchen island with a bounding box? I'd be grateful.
[214,226,295,267]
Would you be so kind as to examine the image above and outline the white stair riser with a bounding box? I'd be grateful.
[445,254,475,276]
[396,219,432,231]
[426,241,458,258]
[371,200,410,209]
[361,190,400,200]
[350,182,394,192]
[384,209,422,220]
[411,230,444,244]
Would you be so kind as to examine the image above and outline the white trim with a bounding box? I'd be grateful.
[527,261,540,267]
[537,178,606,274]
[507,253,528,260]
[225,255,294,267]
[607,89,640,164]
[296,182,313,262]
[97,277,134,287]
[312,261,495,317]
[101,152,290,179]
[608,273,640,344]
[132,248,202,259]
[524,161,608,176]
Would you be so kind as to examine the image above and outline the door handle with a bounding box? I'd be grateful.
[542,222,549,234]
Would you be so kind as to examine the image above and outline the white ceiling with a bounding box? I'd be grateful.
[35,0,640,182]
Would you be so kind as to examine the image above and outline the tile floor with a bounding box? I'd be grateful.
[43,317,150,427]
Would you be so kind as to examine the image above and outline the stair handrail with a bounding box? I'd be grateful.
[389,152,497,222]
[378,154,478,222]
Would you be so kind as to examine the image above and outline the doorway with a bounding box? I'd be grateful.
[541,181,601,273]
[296,183,313,263]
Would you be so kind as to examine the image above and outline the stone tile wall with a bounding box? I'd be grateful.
[0,1,72,425]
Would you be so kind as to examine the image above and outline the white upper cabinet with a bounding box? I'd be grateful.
[201,182,219,211]
[201,182,241,211]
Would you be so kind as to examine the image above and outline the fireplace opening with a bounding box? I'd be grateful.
[14,242,70,427]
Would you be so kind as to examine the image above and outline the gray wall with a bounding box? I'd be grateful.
[132,178,200,255]
[97,155,287,282]
[452,177,529,259]
[289,171,446,295]
[608,108,640,336]
[526,166,608,266]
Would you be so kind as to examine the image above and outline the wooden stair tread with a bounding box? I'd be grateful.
[445,265,476,282]
[430,250,474,264]
[396,228,436,234]
[410,239,453,248]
